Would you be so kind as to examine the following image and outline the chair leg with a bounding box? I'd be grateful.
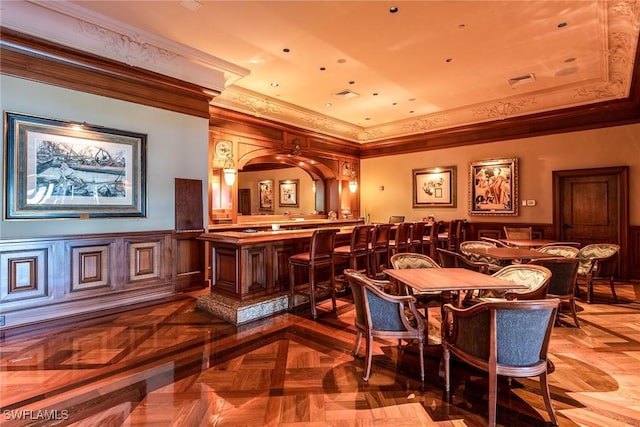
[610,276,618,303]
[309,266,318,320]
[444,348,451,392]
[330,262,337,313]
[288,263,295,311]
[569,296,580,328]
[540,371,559,425]
[488,366,498,427]
[352,331,363,356]
[363,333,373,381]
[587,274,593,304]
[418,338,425,383]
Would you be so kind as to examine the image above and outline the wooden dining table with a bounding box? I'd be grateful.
[498,238,558,249]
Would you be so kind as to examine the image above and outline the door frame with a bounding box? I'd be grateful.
[552,166,629,279]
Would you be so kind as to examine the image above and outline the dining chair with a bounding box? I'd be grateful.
[289,228,339,320]
[369,223,393,277]
[344,269,425,383]
[530,257,581,327]
[442,298,560,427]
[459,240,503,273]
[436,248,487,273]
[334,224,374,276]
[473,264,552,301]
[538,245,579,258]
[539,241,582,249]
[438,219,464,251]
[422,220,440,260]
[503,226,533,240]
[576,243,620,303]
[479,236,509,247]
[389,252,441,315]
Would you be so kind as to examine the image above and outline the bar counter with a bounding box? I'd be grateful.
[199,224,357,301]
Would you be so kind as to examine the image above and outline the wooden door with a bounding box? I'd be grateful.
[553,166,629,278]
[238,189,251,215]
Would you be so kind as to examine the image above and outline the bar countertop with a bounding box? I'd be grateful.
[199,225,356,245]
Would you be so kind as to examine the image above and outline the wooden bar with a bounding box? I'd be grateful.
[198,225,356,300]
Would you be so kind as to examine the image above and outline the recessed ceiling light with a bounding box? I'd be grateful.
[373,93,379,96]
[389,6,399,13]
[320,67,326,71]
[180,0,202,12]
[270,82,279,87]
[445,58,453,63]
[325,102,332,107]
[558,22,568,28]
[409,110,415,113]
[282,48,290,53]
[337,58,347,64]
[564,57,577,63]
[348,80,355,85]
[365,117,372,120]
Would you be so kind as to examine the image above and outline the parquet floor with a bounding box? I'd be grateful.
[1,282,639,427]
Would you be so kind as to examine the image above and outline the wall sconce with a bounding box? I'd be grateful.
[349,170,358,192]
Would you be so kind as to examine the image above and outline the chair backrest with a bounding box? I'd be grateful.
[349,224,374,252]
[504,226,533,239]
[437,248,485,272]
[371,223,392,250]
[479,236,509,247]
[344,269,421,333]
[309,228,339,260]
[491,264,552,297]
[539,241,582,248]
[411,221,428,242]
[392,222,413,250]
[390,252,440,269]
[389,215,405,224]
[538,245,579,258]
[529,257,579,297]
[577,243,620,277]
[444,299,559,367]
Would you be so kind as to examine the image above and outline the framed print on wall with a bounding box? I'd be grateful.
[278,179,299,207]
[412,166,457,208]
[469,158,519,216]
[3,111,147,219]
[258,179,273,211]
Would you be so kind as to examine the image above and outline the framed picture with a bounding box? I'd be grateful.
[278,179,299,207]
[469,158,519,216]
[3,112,146,219]
[412,166,457,207]
[258,179,273,210]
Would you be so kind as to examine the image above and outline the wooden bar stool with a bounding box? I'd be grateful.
[388,222,413,257]
[370,223,393,277]
[334,224,374,276]
[289,228,340,320]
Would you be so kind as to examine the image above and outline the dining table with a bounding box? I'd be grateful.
[498,238,558,249]
[383,267,526,345]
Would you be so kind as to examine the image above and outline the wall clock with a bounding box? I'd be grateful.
[215,140,231,158]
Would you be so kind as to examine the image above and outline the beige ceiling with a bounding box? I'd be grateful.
[16,1,640,142]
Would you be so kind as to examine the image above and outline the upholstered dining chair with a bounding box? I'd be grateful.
[576,243,620,303]
[538,245,579,258]
[503,226,533,240]
[370,223,393,277]
[530,257,581,327]
[389,253,441,315]
[539,241,582,249]
[442,299,560,427]
[289,228,339,320]
[344,269,425,383]
[460,240,504,273]
[437,248,487,273]
[472,264,552,301]
[334,224,374,276]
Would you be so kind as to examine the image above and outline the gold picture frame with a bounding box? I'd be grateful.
[469,158,519,216]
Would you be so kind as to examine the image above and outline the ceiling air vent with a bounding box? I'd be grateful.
[332,89,360,99]
[507,73,536,87]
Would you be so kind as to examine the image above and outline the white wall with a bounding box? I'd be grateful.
[0,75,209,239]
[361,124,640,225]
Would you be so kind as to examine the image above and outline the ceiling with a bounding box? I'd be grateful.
[4,1,639,143]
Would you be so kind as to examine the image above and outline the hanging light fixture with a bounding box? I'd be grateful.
[349,170,358,192]
[222,152,236,186]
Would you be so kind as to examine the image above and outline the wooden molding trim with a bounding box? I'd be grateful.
[0,28,215,118]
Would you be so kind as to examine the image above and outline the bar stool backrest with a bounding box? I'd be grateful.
[309,228,339,262]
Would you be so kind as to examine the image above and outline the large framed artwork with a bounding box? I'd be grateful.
[3,112,147,219]
[412,166,457,208]
[258,179,274,211]
[469,158,519,216]
[278,179,299,207]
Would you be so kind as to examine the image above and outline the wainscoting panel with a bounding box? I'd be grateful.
[0,230,201,331]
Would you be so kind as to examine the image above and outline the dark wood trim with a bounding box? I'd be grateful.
[630,226,640,280]
[0,27,215,118]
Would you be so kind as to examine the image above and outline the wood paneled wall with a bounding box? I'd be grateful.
[0,231,205,331]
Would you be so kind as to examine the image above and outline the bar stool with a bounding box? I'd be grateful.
[334,224,374,276]
[410,221,429,254]
[370,223,393,277]
[438,219,463,251]
[422,221,440,260]
[388,222,413,257]
[289,228,339,320]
